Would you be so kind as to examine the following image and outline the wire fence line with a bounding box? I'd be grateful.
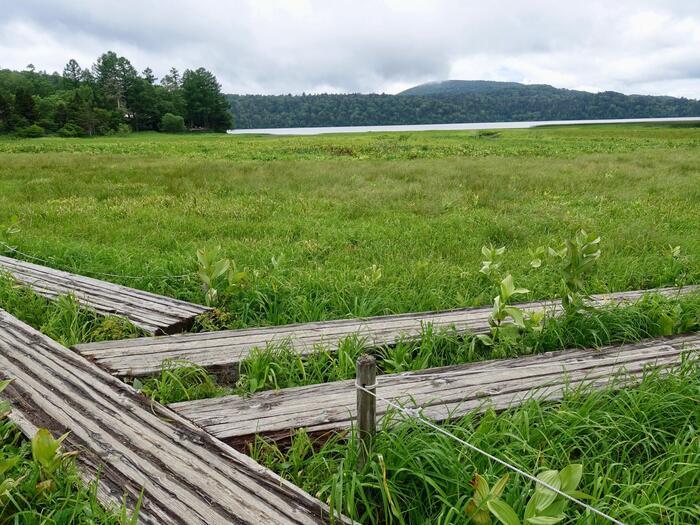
[0,241,195,281]
[356,383,627,525]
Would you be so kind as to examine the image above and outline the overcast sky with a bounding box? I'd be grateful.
[1,0,699,98]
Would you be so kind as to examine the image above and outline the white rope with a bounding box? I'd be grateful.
[0,242,194,281]
[356,383,626,525]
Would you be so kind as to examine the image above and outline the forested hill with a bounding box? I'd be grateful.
[227,81,700,129]
[398,80,551,96]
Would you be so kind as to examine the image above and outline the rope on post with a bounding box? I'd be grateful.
[355,383,627,525]
[355,354,377,470]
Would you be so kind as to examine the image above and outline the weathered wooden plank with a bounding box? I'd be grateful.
[0,308,349,524]
[74,285,697,377]
[0,255,210,335]
[171,334,700,443]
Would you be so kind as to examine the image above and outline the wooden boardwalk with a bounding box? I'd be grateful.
[0,308,347,524]
[0,255,210,335]
[74,285,697,377]
[171,334,700,443]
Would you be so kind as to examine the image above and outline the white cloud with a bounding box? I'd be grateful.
[0,0,698,98]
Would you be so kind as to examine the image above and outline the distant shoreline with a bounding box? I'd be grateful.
[227,116,700,135]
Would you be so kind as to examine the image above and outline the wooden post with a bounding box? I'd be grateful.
[356,354,376,470]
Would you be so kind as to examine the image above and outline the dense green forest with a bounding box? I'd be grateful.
[228,80,700,129]
[0,51,231,136]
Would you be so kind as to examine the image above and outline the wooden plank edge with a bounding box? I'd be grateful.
[4,388,144,521]
[72,285,700,377]
[74,285,695,357]
[0,257,211,335]
[0,309,353,525]
[170,334,699,445]
[75,284,699,351]
[0,255,208,314]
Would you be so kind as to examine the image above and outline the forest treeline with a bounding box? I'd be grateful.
[3,54,699,136]
[228,85,700,129]
[0,51,231,137]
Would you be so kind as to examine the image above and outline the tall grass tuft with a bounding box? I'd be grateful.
[136,360,230,404]
[251,360,700,524]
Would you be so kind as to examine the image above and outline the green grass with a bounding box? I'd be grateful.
[0,274,143,348]
[251,360,700,525]
[0,124,698,330]
[0,125,698,522]
[135,360,230,404]
[0,124,698,160]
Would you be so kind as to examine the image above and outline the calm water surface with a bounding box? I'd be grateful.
[227,116,700,135]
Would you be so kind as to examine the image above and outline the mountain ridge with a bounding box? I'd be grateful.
[225,80,700,129]
[398,79,564,96]
[396,79,686,99]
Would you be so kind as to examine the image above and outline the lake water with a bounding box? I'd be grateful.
[227,116,700,136]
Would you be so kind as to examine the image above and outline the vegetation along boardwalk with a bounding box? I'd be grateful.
[0,308,348,524]
[172,333,700,444]
[74,285,698,377]
[0,255,210,334]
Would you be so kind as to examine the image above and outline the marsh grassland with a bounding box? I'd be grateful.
[0,123,699,524]
[1,124,699,326]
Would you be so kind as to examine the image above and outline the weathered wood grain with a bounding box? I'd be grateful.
[74,285,697,377]
[0,255,210,335]
[0,308,349,524]
[171,334,700,443]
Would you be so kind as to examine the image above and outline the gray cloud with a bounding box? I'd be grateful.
[0,0,698,98]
